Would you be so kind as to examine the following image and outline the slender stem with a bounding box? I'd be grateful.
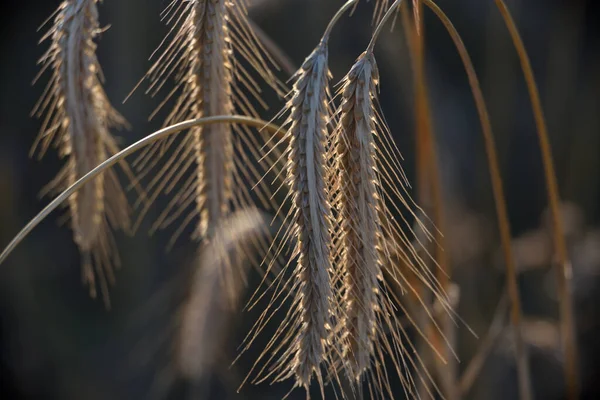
[0,116,283,266]
[367,0,404,53]
[401,3,455,399]
[421,1,533,399]
[494,2,578,398]
[321,0,359,42]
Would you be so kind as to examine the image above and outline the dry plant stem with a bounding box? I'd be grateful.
[401,4,456,399]
[421,1,533,399]
[367,0,404,53]
[494,2,578,398]
[0,116,282,267]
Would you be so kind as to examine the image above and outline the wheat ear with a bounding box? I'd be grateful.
[32,0,130,307]
[132,0,285,247]
[335,52,383,381]
[238,2,360,392]
[330,3,458,396]
[270,39,334,390]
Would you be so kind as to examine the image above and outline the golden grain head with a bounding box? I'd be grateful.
[132,0,286,251]
[33,0,131,307]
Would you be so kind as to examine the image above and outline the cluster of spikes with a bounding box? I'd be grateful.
[30,0,452,397]
[17,0,574,399]
[236,2,455,398]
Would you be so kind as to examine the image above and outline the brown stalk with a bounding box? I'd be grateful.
[421,1,533,399]
[494,2,578,398]
[401,2,456,399]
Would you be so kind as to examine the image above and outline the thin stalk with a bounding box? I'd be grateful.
[494,2,578,398]
[421,1,533,399]
[0,116,282,266]
[401,3,455,399]
[322,0,359,42]
[368,0,404,53]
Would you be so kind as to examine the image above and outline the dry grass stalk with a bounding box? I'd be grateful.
[32,0,130,307]
[3,0,571,397]
[0,115,286,400]
[0,116,283,269]
[400,2,457,398]
[133,0,284,248]
[494,2,579,398]
[421,0,533,398]
[459,291,509,396]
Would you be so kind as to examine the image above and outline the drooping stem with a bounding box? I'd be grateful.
[422,1,533,399]
[494,2,578,398]
[322,0,358,43]
[367,0,404,53]
[0,116,283,266]
[401,3,455,399]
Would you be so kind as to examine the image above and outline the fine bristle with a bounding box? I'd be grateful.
[32,0,131,307]
[366,0,390,23]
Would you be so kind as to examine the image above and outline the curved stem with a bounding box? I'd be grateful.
[400,4,455,399]
[494,2,578,399]
[421,1,533,399]
[321,0,359,43]
[367,0,404,53]
[0,116,283,266]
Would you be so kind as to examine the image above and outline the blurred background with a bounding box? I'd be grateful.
[0,0,599,399]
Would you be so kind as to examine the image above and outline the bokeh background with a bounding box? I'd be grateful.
[0,0,599,399]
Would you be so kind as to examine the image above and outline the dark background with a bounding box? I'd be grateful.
[0,0,599,399]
